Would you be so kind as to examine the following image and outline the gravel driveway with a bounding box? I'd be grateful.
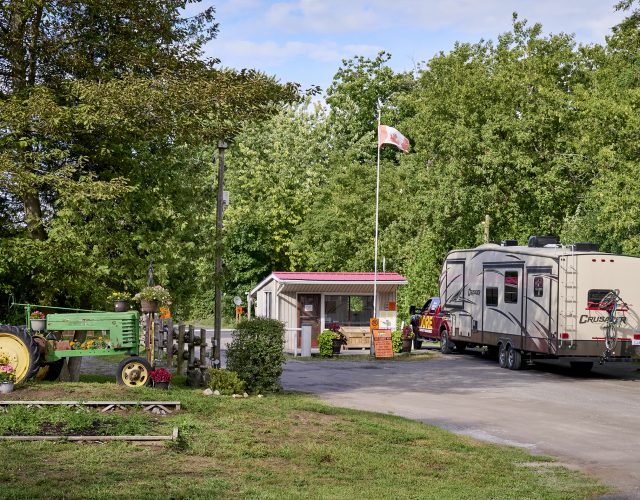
[281,351,640,498]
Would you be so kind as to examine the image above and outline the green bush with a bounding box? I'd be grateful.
[318,329,336,357]
[391,330,402,353]
[208,368,246,395]
[226,318,285,393]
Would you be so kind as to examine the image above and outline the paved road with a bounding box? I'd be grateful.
[281,351,640,497]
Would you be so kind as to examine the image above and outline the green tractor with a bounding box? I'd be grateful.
[0,304,152,387]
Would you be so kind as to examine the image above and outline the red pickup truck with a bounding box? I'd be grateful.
[409,297,457,353]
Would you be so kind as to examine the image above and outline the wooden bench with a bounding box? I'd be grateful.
[340,326,371,349]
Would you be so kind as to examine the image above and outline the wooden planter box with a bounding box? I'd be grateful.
[339,326,372,349]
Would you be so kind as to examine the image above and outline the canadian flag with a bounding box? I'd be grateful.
[378,125,410,152]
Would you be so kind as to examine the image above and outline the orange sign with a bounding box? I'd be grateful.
[369,317,379,330]
[373,329,393,358]
[388,301,396,311]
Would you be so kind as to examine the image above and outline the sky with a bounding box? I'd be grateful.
[185,1,627,93]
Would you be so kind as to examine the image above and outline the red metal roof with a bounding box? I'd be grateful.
[272,272,406,282]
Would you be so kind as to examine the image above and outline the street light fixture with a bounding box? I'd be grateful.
[214,139,227,368]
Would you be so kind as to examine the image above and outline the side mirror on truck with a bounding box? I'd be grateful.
[409,305,416,315]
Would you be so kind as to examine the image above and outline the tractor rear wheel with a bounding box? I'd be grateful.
[0,325,40,383]
[116,356,152,387]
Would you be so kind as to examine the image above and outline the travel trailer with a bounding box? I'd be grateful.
[438,237,640,371]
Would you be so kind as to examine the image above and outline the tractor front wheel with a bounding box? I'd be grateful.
[0,325,40,383]
[116,356,152,387]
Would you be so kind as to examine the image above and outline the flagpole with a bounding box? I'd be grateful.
[374,103,381,317]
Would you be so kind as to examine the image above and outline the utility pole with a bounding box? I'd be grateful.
[214,140,227,369]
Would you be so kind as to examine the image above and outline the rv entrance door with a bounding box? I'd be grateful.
[483,264,523,347]
[524,267,556,355]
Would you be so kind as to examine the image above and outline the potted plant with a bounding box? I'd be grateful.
[109,291,131,312]
[134,285,172,313]
[30,310,46,332]
[0,354,16,394]
[318,327,347,357]
[401,325,414,353]
[149,368,172,389]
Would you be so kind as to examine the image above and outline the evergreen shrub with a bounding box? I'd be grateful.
[226,318,285,393]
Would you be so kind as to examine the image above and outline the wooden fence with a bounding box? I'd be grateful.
[142,317,213,387]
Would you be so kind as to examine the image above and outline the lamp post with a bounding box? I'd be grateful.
[214,140,227,368]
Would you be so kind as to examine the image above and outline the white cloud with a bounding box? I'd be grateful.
[212,38,382,69]
[257,0,624,41]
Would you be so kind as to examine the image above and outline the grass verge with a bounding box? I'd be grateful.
[0,376,608,499]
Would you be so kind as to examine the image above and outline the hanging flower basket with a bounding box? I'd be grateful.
[140,299,159,313]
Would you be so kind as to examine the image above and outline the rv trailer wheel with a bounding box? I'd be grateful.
[507,347,522,370]
[498,343,508,368]
[440,329,453,354]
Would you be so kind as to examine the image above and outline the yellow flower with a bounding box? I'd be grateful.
[81,343,86,349]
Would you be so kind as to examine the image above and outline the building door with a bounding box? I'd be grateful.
[298,294,321,348]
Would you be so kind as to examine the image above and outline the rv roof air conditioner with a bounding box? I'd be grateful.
[500,240,518,247]
[527,235,560,248]
[571,242,600,252]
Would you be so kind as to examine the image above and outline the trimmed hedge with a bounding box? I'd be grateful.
[226,318,286,393]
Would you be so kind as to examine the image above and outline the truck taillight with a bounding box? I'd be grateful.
[560,333,570,339]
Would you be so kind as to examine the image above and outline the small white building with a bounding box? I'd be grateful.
[248,272,407,351]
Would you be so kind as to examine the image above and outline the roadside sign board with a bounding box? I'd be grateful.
[373,329,393,358]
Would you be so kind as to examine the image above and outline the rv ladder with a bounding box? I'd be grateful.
[560,248,578,348]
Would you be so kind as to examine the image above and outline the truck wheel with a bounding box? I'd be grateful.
[498,343,508,368]
[507,347,522,370]
[0,325,41,383]
[569,361,593,374]
[453,341,467,353]
[413,339,423,350]
[440,329,453,354]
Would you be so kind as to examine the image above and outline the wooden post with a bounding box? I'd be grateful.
[188,325,195,368]
[199,328,207,368]
[153,317,162,366]
[166,319,174,368]
[483,214,492,243]
[177,324,185,376]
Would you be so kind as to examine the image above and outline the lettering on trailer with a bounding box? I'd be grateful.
[579,315,627,324]
[467,289,480,296]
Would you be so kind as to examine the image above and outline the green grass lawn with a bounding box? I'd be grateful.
[0,376,608,499]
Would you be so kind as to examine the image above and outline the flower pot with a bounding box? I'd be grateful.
[0,381,14,394]
[401,339,413,353]
[54,340,71,351]
[113,300,129,312]
[140,299,159,313]
[331,338,343,355]
[154,381,170,390]
[30,319,46,331]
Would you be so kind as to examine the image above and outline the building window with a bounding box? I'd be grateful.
[485,287,498,306]
[324,295,373,326]
[533,277,544,297]
[504,271,518,304]
[265,291,272,318]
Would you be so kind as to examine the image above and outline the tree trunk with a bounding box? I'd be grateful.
[59,331,87,382]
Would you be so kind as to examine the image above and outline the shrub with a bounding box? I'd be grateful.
[208,369,245,395]
[226,318,285,393]
[317,329,345,357]
[391,330,402,353]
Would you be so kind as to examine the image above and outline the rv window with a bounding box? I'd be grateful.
[587,289,614,309]
[486,287,498,306]
[533,277,544,297]
[504,271,518,304]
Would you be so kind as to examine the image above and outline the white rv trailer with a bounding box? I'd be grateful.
[439,238,640,370]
